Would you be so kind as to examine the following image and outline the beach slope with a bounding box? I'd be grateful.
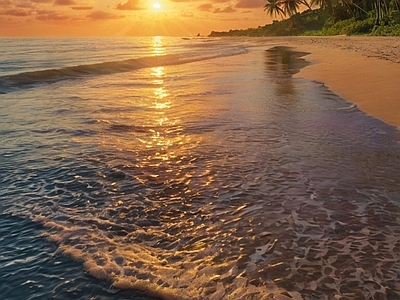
[271,36,400,128]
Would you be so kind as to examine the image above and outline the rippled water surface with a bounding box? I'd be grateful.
[1,37,400,300]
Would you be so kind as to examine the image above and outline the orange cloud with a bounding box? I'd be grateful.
[169,0,202,2]
[87,10,125,20]
[15,1,34,8]
[181,11,193,17]
[197,3,213,11]
[214,6,236,13]
[36,10,70,20]
[54,0,77,5]
[197,3,236,13]
[235,0,264,8]
[2,9,30,16]
[31,0,53,3]
[115,0,144,10]
[71,6,93,10]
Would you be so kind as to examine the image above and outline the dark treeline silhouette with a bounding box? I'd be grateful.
[210,0,400,36]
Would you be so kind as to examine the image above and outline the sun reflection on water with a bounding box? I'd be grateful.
[95,36,207,189]
[150,65,171,109]
[151,66,165,78]
[152,36,165,56]
[136,36,182,166]
[153,87,170,101]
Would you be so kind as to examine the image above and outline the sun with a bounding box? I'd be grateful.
[152,2,161,10]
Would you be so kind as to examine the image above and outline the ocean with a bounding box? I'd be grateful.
[1,36,400,300]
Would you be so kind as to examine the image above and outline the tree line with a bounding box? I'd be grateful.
[264,0,400,26]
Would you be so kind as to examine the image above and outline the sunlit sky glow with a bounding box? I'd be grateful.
[0,0,275,36]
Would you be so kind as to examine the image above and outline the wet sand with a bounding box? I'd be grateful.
[266,36,400,128]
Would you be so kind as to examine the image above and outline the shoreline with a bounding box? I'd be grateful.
[263,36,400,129]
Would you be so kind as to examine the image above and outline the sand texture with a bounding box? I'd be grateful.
[267,36,400,128]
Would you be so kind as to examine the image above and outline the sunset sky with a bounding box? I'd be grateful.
[0,0,274,36]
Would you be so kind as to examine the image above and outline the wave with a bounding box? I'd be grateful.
[0,46,247,94]
[336,103,358,110]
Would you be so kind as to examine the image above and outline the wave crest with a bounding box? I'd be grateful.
[0,46,247,94]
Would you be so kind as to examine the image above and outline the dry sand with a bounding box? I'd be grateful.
[266,36,400,128]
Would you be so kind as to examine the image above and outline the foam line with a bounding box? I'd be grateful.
[0,47,247,93]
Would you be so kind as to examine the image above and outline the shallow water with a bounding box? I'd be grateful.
[1,37,400,299]
[0,215,155,300]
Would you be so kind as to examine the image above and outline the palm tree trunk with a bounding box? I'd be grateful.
[373,1,380,25]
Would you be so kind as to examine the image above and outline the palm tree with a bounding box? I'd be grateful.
[281,0,301,15]
[281,0,313,16]
[265,0,399,26]
[264,0,286,18]
[395,0,400,11]
[346,0,391,25]
[309,0,332,11]
[300,0,313,10]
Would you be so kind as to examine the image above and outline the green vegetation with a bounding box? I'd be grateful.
[209,0,400,36]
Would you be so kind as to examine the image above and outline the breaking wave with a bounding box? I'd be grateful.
[0,46,247,94]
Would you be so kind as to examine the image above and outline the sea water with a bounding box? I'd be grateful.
[1,37,400,300]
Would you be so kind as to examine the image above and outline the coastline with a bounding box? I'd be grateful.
[264,36,400,129]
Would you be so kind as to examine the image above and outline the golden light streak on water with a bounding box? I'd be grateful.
[151,66,165,78]
[152,36,164,56]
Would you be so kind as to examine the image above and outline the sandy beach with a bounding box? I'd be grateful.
[266,36,400,129]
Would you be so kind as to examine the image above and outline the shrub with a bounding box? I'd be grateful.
[319,17,375,35]
[371,24,400,35]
